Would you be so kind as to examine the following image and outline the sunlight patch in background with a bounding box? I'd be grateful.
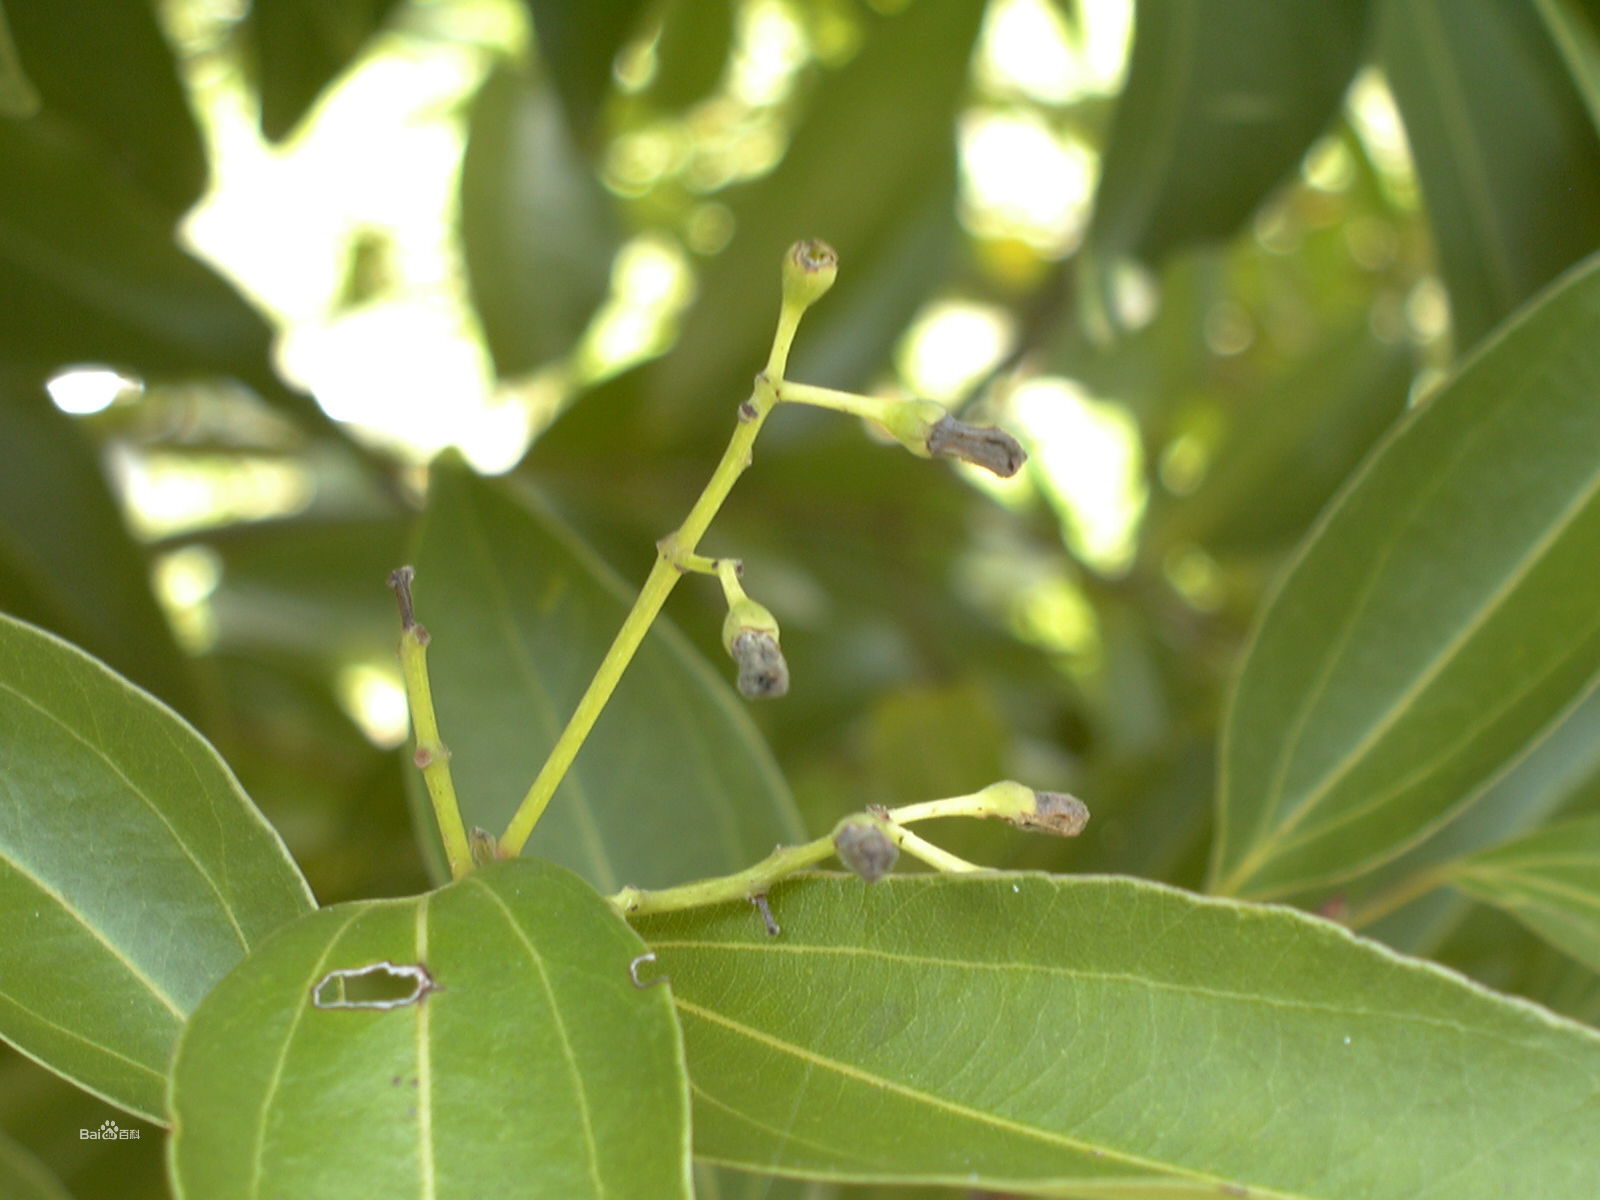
[1007,378,1146,575]
[112,0,1148,563]
[336,661,411,748]
[46,367,142,415]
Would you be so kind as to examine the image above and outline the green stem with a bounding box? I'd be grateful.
[498,376,783,857]
[778,380,896,423]
[397,624,473,879]
[610,792,997,918]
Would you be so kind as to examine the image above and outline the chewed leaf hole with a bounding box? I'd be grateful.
[312,961,437,1010]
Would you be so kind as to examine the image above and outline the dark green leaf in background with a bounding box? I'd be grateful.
[1380,0,1600,354]
[1213,254,1600,900]
[0,0,39,118]
[0,114,282,394]
[0,614,315,1122]
[460,65,619,378]
[1087,0,1372,266]
[1148,318,1412,558]
[650,0,987,436]
[518,0,651,148]
[1448,815,1600,974]
[0,379,200,718]
[246,0,404,142]
[411,460,804,890]
[0,1127,71,1200]
[647,0,736,113]
[2,0,206,217]
[169,858,690,1199]
[642,873,1600,1197]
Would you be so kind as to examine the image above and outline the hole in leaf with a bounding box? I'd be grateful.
[311,961,437,1010]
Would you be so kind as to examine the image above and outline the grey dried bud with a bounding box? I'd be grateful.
[926,416,1027,478]
[834,818,899,883]
[1008,791,1090,837]
[387,565,417,629]
[731,630,789,699]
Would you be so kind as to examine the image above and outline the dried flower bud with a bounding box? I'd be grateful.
[834,817,899,882]
[782,239,838,311]
[976,780,1090,837]
[926,416,1027,478]
[1010,791,1090,837]
[729,630,789,699]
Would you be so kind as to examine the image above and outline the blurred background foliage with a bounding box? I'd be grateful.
[3,0,1600,1195]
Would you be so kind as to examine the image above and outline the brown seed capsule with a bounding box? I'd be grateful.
[926,415,1027,478]
[834,818,899,883]
[1007,791,1090,837]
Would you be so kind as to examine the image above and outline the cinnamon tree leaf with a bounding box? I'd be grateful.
[642,873,1600,1197]
[1448,815,1600,973]
[168,859,690,1199]
[0,614,315,1123]
[1212,254,1600,900]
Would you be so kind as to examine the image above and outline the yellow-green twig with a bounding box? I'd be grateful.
[389,568,473,880]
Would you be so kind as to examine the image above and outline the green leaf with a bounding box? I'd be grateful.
[0,380,200,718]
[168,859,690,1199]
[1148,318,1412,557]
[460,65,618,377]
[411,460,804,890]
[1533,0,1600,135]
[3,0,206,217]
[0,1,40,117]
[246,0,404,142]
[1212,254,1600,900]
[1379,0,1600,354]
[649,0,986,435]
[641,873,1600,1197]
[1449,816,1600,973]
[647,0,735,113]
[0,1127,72,1200]
[0,614,314,1123]
[517,0,650,146]
[1088,0,1372,265]
[0,116,281,392]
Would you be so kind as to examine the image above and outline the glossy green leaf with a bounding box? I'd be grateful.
[642,873,1600,1197]
[168,858,690,1199]
[1088,0,1371,265]
[3,0,205,217]
[460,65,617,377]
[0,1128,72,1200]
[1380,0,1600,353]
[246,0,404,142]
[650,0,986,435]
[1212,255,1600,900]
[411,460,803,890]
[0,380,200,718]
[0,614,315,1123]
[1448,816,1600,973]
[518,0,650,146]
